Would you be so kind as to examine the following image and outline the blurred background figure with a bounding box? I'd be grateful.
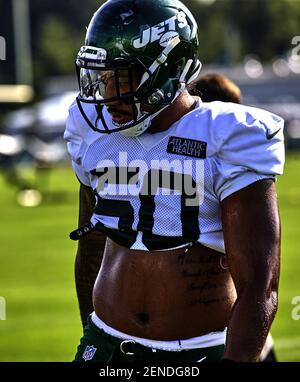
[188,72,242,103]
[188,72,277,362]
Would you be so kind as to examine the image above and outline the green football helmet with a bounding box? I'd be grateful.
[76,0,201,136]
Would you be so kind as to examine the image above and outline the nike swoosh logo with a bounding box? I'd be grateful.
[266,128,281,140]
[197,356,207,362]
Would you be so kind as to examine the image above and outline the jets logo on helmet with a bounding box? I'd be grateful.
[75,0,202,136]
[132,11,188,49]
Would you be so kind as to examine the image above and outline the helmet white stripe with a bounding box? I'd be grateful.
[187,61,202,84]
[179,59,193,83]
[137,35,181,89]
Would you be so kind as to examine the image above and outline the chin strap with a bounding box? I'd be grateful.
[119,85,187,138]
[119,102,165,137]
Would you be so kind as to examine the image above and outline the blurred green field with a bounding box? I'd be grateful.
[0,155,299,362]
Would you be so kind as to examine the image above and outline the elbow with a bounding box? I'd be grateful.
[267,278,279,319]
[270,290,279,318]
[236,273,279,322]
[237,268,280,306]
[236,246,280,304]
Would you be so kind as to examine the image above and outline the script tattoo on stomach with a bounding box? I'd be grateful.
[178,252,230,306]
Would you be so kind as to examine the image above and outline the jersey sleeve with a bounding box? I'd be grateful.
[64,101,91,187]
[213,104,285,201]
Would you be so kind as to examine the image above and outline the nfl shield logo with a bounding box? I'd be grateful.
[82,345,97,361]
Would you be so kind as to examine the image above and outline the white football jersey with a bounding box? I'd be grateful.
[64,98,285,253]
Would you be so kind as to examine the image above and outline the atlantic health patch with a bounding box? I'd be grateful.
[167,137,207,159]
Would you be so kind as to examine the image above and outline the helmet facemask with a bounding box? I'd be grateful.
[76,47,178,136]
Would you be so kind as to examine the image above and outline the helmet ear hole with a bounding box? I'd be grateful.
[147,89,165,105]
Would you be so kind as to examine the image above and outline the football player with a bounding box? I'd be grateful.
[64,0,285,362]
[188,72,278,362]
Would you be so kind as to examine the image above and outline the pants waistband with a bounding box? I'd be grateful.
[91,312,227,352]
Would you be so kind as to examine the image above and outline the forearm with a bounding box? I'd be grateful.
[224,287,278,361]
[75,234,105,326]
[75,183,106,327]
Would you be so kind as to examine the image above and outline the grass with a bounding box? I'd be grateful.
[270,152,300,361]
[0,154,300,362]
[0,166,81,361]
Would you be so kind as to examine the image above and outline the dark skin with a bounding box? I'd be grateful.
[221,179,280,361]
[74,90,281,361]
[75,184,105,326]
[92,237,236,340]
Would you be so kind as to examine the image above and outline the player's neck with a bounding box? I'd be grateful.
[147,91,197,134]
